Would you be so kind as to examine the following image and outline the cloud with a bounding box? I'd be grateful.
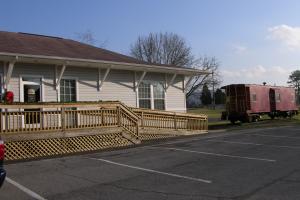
[231,44,247,54]
[221,65,295,86]
[268,24,300,49]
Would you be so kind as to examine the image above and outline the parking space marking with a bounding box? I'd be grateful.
[148,126,295,148]
[87,157,212,184]
[152,147,276,162]
[6,177,47,200]
[249,134,300,140]
[208,139,300,149]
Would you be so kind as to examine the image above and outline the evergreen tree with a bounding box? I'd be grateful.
[201,83,212,105]
[215,88,226,104]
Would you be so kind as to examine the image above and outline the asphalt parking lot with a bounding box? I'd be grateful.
[1,125,300,200]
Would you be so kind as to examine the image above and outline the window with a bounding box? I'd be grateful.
[276,93,281,102]
[251,94,256,102]
[138,81,165,110]
[138,82,151,109]
[153,82,165,110]
[60,79,76,102]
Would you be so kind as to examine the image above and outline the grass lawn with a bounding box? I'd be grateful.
[187,107,224,118]
[188,107,300,130]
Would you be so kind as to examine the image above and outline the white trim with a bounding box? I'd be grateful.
[134,72,139,107]
[99,68,110,91]
[56,64,66,89]
[135,71,147,91]
[58,76,79,102]
[19,74,44,102]
[150,84,154,109]
[0,52,209,76]
[166,73,177,90]
[4,61,15,89]
[97,67,101,91]
[137,80,166,110]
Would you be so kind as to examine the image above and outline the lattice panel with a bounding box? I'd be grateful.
[5,133,133,161]
[140,133,177,141]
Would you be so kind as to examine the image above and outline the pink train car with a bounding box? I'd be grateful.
[221,84,298,123]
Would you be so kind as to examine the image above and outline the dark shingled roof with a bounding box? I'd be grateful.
[0,31,182,69]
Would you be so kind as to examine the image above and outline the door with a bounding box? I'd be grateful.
[269,89,276,112]
[21,77,42,126]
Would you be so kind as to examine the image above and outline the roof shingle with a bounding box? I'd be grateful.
[0,31,182,69]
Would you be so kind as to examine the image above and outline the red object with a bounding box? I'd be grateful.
[0,140,4,161]
[222,84,298,122]
[5,91,14,103]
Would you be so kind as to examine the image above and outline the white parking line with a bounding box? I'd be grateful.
[87,157,212,184]
[208,139,300,149]
[6,177,47,200]
[249,134,300,140]
[148,126,292,148]
[152,147,276,162]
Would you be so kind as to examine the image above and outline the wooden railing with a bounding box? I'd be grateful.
[132,108,208,131]
[0,102,139,139]
[0,102,207,139]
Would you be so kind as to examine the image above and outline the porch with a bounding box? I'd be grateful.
[0,101,207,161]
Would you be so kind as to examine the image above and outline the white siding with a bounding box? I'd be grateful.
[9,63,56,102]
[62,66,99,101]
[4,62,186,112]
[99,69,136,107]
[166,74,186,112]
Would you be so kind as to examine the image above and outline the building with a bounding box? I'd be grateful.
[0,31,207,112]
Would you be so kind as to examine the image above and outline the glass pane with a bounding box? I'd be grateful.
[139,99,151,109]
[60,79,76,102]
[138,82,151,99]
[24,85,41,103]
[153,82,165,99]
[154,99,165,110]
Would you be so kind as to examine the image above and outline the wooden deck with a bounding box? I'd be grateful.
[0,101,208,161]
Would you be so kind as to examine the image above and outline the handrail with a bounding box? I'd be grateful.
[0,101,207,136]
[132,107,208,131]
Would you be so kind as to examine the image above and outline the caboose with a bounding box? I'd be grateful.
[221,84,298,123]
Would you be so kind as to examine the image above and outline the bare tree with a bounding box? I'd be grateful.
[130,32,194,66]
[75,30,108,47]
[130,32,221,99]
[186,56,221,98]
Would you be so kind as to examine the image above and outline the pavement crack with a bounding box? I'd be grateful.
[231,169,300,200]
[105,183,232,200]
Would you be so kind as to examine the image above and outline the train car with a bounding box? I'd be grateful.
[221,84,298,123]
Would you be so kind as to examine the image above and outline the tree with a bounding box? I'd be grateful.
[185,56,221,98]
[75,30,107,47]
[214,88,226,104]
[130,32,193,66]
[287,70,300,104]
[201,83,212,105]
[130,32,221,99]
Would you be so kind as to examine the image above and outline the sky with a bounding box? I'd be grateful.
[1,0,300,86]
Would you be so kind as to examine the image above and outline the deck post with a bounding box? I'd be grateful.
[141,111,144,129]
[61,107,66,131]
[117,106,121,126]
[174,113,177,130]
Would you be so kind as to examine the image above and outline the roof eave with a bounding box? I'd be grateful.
[0,52,209,76]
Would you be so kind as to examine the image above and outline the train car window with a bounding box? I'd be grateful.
[276,93,281,102]
[251,94,256,102]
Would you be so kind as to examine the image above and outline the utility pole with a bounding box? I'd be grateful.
[212,71,215,110]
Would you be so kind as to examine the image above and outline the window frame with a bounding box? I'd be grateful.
[138,81,166,110]
[19,75,44,102]
[58,77,79,102]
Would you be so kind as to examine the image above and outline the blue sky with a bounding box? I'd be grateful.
[1,0,300,86]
